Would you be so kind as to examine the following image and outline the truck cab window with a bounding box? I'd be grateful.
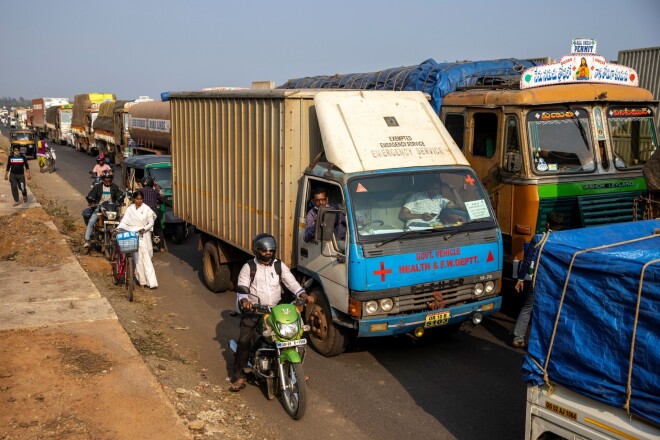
[607,106,658,168]
[472,113,498,158]
[444,114,465,151]
[504,116,521,155]
[304,181,346,250]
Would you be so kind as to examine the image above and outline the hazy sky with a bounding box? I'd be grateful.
[1,0,658,101]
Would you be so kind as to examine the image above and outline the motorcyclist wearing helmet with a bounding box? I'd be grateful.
[229,233,313,392]
[90,154,111,177]
[84,170,124,248]
[140,176,170,252]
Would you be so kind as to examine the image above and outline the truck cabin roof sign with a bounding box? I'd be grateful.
[521,39,639,90]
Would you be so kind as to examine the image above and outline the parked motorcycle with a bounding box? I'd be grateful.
[45,146,56,173]
[82,197,122,259]
[229,282,312,420]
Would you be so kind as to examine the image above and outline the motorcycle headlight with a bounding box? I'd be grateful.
[106,212,117,220]
[277,322,299,339]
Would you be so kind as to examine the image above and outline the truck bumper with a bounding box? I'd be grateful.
[356,296,501,337]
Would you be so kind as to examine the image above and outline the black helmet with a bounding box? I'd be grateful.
[102,170,114,179]
[252,233,276,264]
[141,176,155,187]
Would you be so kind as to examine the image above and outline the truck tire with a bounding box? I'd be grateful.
[202,241,231,292]
[305,287,349,357]
[173,224,186,244]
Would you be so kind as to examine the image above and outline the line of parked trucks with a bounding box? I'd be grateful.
[11,39,660,438]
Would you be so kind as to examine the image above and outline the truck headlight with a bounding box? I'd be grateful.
[485,281,495,294]
[474,283,485,297]
[379,298,394,312]
[277,322,299,339]
[365,300,379,315]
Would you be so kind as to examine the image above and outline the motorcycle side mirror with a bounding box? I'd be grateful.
[302,278,313,289]
[236,285,250,296]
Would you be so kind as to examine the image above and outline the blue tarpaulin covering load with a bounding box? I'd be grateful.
[279,58,537,113]
[521,220,660,425]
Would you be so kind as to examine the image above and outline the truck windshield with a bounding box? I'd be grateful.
[348,170,496,240]
[527,108,594,174]
[606,107,658,168]
[60,111,72,124]
[149,167,172,191]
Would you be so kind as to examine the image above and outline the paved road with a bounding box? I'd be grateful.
[4,127,530,439]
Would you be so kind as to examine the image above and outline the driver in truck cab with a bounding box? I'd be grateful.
[303,186,347,242]
[398,176,465,228]
[229,233,313,392]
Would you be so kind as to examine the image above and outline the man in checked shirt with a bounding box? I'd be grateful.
[140,176,170,252]
[398,175,464,228]
[229,233,313,392]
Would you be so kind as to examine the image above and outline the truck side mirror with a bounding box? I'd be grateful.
[505,152,522,173]
[316,206,337,242]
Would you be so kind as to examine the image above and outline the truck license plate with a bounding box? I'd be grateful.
[276,339,307,348]
[424,311,450,328]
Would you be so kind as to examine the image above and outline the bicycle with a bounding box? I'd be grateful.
[111,229,139,301]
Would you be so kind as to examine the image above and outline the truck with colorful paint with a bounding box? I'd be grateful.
[31,98,69,139]
[281,39,659,279]
[71,93,115,153]
[171,89,502,356]
[46,104,73,145]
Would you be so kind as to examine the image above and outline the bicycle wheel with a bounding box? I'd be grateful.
[127,254,135,302]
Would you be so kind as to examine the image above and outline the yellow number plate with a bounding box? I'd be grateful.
[424,311,450,328]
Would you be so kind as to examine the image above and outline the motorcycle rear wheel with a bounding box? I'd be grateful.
[280,362,306,420]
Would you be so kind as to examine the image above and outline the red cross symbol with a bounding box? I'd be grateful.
[373,262,392,282]
[465,175,475,186]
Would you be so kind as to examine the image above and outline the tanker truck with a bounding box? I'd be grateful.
[71,93,115,153]
[31,98,69,139]
[46,104,73,145]
[281,38,659,281]
[171,89,503,356]
[127,101,171,156]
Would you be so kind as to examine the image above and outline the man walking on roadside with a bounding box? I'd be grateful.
[4,145,31,206]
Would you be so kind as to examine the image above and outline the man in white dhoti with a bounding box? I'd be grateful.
[118,190,158,289]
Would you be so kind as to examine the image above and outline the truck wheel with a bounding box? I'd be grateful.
[173,224,186,244]
[202,242,231,292]
[305,287,349,357]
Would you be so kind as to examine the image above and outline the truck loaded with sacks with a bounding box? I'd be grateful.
[171,89,504,356]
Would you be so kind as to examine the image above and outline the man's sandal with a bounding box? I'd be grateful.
[512,341,527,348]
[228,381,246,392]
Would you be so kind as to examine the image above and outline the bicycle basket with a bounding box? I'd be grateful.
[117,231,139,253]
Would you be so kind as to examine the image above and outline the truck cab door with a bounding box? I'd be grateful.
[297,177,349,313]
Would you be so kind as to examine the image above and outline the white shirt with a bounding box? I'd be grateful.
[403,191,450,227]
[237,259,305,307]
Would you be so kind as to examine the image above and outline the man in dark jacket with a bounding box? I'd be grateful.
[4,145,31,206]
[84,170,123,248]
[512,211,563,348]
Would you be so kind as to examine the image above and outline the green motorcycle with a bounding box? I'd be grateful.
[230,286,310,420]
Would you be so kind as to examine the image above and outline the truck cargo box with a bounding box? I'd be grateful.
[128,101,170,153]
[72,93,115,128]
[521,220,660,425]
[170,90,323,264]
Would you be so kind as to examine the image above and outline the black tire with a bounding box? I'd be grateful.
[280,362,307,420]
[173,223,185,244]
[127,255,135,302]
[305,287,349,357]
[202,241,231,292]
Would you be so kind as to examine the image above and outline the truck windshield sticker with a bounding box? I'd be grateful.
[464,174,475,186]
[356,183,368,192]
[464,200,489,220]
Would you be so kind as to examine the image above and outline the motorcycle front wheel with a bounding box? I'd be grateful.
[280,361,307,420]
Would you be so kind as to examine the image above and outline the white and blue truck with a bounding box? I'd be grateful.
[170,89,503,356]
